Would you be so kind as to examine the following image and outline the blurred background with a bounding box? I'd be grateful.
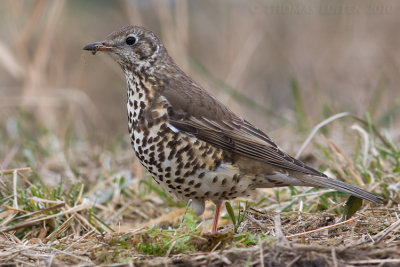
[0,0,399,160]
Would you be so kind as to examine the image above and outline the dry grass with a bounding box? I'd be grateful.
[0,112,398,266]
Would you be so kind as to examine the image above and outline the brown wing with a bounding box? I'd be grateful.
[156,62,324,177]
[169,115,324,177]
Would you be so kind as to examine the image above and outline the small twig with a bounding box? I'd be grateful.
[46,214,75,240]
[351,124,370,168]
[245,213,269,232]
[13,170,18,209]
[210,241,222,253]
[296,112,349,158]
[286,217,356,239]
[288,244,344,253]
[373,217,400,244]
[64,229,95,251]
[0,167,31,176]
[15,203,65,220]
[331,248,338,267]
[348,259,400,265]
[273,214,290,247]
[286,255,301,267]
[350,114,392,148]
[49,246,91,263]
[29,197,64,204]
[1,205,29,214]
[74,212,100,234]
[259,236,264,267]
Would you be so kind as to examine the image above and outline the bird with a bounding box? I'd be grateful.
[83,25,383,233]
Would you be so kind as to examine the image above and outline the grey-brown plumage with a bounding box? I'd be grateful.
[83,25,383,232]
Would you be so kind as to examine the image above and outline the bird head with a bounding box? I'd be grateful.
[83,25,165,71]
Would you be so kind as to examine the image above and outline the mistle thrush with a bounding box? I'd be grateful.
[83,25,383,233]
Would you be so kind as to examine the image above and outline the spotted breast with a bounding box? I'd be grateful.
[126,71,254,216]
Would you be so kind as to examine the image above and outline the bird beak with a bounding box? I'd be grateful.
[83,41,113,55]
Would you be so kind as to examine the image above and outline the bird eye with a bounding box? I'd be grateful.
[126,36,136,45]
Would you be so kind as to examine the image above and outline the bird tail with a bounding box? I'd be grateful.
[297,175,383,204]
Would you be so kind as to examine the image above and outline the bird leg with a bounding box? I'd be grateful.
[211,202,222,233]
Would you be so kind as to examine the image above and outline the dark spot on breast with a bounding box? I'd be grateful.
[168,184,175,189]
[212,176,218,183]
[142,138,148,147]
[166,140,175,148]
[168,149,176,160]
[174,178,184,184]
[160,123,167,132]
[158,153,165,162]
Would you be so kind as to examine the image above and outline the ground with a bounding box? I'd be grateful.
[0,114,398,266]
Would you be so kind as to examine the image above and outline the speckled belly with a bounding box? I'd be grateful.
[129,119,254,203]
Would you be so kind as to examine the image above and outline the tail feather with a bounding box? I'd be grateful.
[298,175,383,204]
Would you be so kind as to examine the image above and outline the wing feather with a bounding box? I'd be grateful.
[169,116,324,177]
